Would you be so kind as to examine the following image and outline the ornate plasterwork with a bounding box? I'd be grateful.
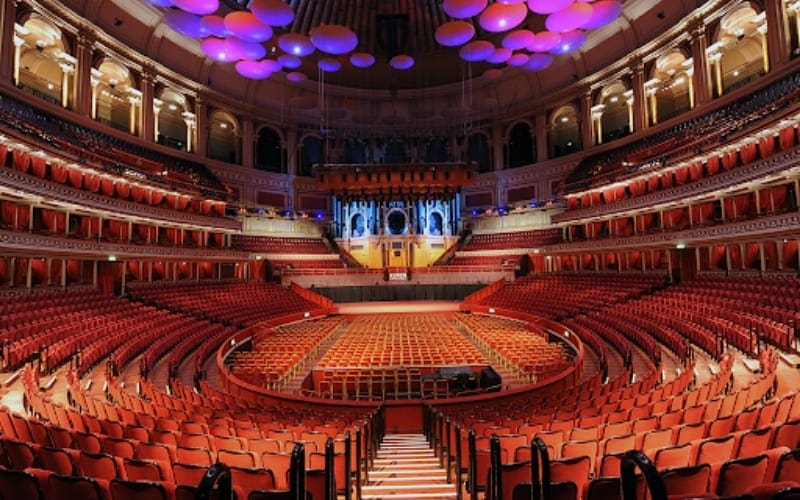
[543,211,800,254]
[0,229,247,260]
[0,168,240,231]
[552,144,800,224]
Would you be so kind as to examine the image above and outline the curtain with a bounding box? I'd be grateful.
[710,246,726,269]
[660,172,673,188]
[97,262,119,295]
[689,162,703,181]
[176,196,190,210]
[674,167,689,185]
[68,169,83,188]
[30,157,47,178]
[647,175,659,192]
[0,144,7,167]
[51,163,68,184]
[629,251,642,269]
[779,126,796,150]
[66,260,82,283]
[580,194,591,207]
[706,156,720,175]
[213,233,224,246]
[213,202,225,216]
[763,242,779,271]
[635,213,654,233]
[690,202,714,225]
[131,186,148,203]
[744,243,760,269]
[165,193,178,208]
[40,209,66,233]
[50,259,63,286]
[101,179,116,197]
[759,136,775,158]
[127,261,142,281]
[740,143,757,164]
[151,191,164,206]
[12,150,30,173]
[728,244,742,269]
[80,217,100,238]
[0,258,6,284]
[116,182,130,199]
[85,174,101,193]
[29,259,47,285]
[721,151,736,171]
[784,240,798,269]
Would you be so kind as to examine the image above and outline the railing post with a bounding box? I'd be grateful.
[620,450,667,500]
[489,434,502,500]
[197,462,232,500]
[325,437,336,500]
[531,437,550,500]
[344,431,352,500]
[468,429,478,500]
[454,424,463,500]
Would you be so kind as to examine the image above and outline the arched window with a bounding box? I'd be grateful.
[17,15,68,107]
[549,106,580,158]
[467,133,491,173]
[208,111,239,163]
[424,138,447,163]
[597,81,632,143]
[507,122,534,168]
[94,59,136,133]
[299,135,322,177]
[157,89,189,151]
[384,139,407,163]
[344,139,366,164]
[709,5,767,97]
[650,50,692,124]
[256,127,284,172]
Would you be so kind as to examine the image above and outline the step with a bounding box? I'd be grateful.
[780,352,800,368]
[370,469,448,478]
[373,458,441,467]
[361,493,457,500]
[362,484,456,494]
[376,451,436,458]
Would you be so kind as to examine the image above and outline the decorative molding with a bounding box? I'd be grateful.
[0,168,240,231]
[0,229,247,260]
[544,211,800,253]
[553,144,800,224]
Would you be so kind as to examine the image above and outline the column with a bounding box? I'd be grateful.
[58,60,74,108]
[646,81,659,125]
[580,91,594,148]
[631,61,647,132]
[12,31,23,86]
[534,112,548,163]
[89,69,101,119]
[74,33,95,117]
[0,0,16,82]
[765,0,791,70]
[140,68,155,141]
[591,104,604,145]
[194,97,207,155]
[491,121,504,171]
[286,128,297,175]
[182,111,196,153]
[690,22,711,106]
[625,90,634,133]
[709,52,723,98]
[128,93,140,135]
[242,117,254,167]
[153,99,163,142]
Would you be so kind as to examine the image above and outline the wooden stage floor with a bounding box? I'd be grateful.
[335,300,462,315]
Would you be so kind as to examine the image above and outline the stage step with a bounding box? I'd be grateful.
[781,352,800,368]
[362,433,457,500]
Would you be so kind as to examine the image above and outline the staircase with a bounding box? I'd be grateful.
[361,434,457,500]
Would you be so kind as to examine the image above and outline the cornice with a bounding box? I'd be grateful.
[0,229,247,260]
[543,211,800,254]
[0,168,241,231]
[552,143,800,224]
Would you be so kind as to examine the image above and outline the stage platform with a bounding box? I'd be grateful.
[336,301,462,315]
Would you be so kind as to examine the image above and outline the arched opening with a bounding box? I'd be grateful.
[428,212,443,235]
[299,135,322,177]
[156,89,189,151]
[467,133,491,173]
[424,138,447,163]
[597,81,632,143]
[255,127,284,172]
[208,111,239,164]
[549,105,580,158]
[385,139,407,163]
[651,50,692,124]
[709,4,767,97]
[94,58,136,134]
[507,122,534,168]
[344,138,366,164]
[17,15,68,107]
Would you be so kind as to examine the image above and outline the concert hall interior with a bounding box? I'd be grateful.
[2,0,800,498]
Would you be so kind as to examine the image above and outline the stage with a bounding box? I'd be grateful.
[335,300,462,315]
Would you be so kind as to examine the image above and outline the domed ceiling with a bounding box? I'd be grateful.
[61,0,702,92]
